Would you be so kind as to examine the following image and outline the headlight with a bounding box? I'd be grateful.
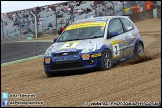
[44,52,51,56]
[44,46,53,56]
[81,43,97,53]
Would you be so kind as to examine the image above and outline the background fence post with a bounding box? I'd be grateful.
[109,1,115,15]
[153,8,157,19]
[27,17,29,34]
[70,5,74,23]
[90,4,97,17]
[55,6,57,29]
[1,19,4,37]
[69,4,74,23]
[104,1,106,16]
[123,1,125,15]
[72,5,74,22]
[16,13,21,35]
[30,11,37,38]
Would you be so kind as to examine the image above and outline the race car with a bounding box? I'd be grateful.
[43,16,144,77]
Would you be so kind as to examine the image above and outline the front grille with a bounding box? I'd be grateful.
[51,60,83,70]
[53,52,79,56]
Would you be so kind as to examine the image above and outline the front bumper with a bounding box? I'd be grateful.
[43,51,102,73]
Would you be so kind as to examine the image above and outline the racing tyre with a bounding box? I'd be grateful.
[100,50,113,70]
[135,43,144,57]
[45,72,54,77]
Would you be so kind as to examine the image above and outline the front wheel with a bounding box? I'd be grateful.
[100,50,113,70]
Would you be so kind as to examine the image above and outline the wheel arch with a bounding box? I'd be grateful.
[99,45,113,70]
[99,45,112,54]
[134,38,144,55]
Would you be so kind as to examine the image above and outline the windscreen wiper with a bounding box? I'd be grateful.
[86,36,103,39]
[65,38,82,41]
[58,36,103,42]
[58,38,81,42]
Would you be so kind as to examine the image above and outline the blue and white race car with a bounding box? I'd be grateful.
[43,16,144,77]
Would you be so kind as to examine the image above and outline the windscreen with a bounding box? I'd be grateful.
[57,21,106,42]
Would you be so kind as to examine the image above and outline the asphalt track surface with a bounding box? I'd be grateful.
[1,42,53,63]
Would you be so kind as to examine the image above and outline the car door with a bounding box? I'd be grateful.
[107,18,127,61]
[120,18,136,58]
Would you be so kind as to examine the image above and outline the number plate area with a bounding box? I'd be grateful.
[53,56,80,62]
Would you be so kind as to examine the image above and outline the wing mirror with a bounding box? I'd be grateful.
[110,32,118,37]
[53,38,58,43]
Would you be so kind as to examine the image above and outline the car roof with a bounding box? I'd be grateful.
[73,16,130,24]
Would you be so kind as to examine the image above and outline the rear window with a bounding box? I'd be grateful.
[120,18,135,31]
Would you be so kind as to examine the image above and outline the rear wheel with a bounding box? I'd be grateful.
[135,43,144,57]
[100,50,113,70]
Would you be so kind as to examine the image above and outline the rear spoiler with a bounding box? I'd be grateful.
[123,15,130,19]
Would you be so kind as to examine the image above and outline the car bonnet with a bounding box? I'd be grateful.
[50,38,105,53]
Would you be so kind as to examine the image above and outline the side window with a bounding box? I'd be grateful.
[108,18,124,37]
[120,18,135,32]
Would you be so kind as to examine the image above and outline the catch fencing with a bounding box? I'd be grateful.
[1,1,161,38]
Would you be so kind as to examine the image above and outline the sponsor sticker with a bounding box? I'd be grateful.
[66,22,106,30]
[112,39,118,45]
[125,50,129,54]
[104,40,108,45]
[119,39,123,43]
[124,41,127,44]
[91,53,101,58]
[101,27,105,29]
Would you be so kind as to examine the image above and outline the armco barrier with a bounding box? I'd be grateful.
[129,9,153,23]
[129,8,161,23]
[1,34,34,44]
[157,8,161,18]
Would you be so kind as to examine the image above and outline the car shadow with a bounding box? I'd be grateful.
[50,68,99,77]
